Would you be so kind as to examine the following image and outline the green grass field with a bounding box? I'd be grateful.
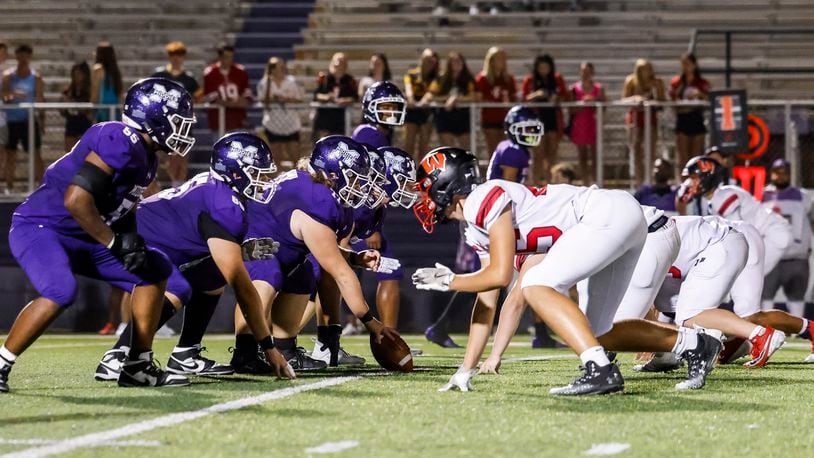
[0,333,812,457]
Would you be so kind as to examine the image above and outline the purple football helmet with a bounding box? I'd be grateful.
[362,143,390,208]
[379,146,419,209]
[122,77,196,156]
[504,105,543,147]
[211,132,277,204]
[362,81,406,127]
[310,135,371,208]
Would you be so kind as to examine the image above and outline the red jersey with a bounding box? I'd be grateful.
[475,72,517,126]
[203,62,252,131]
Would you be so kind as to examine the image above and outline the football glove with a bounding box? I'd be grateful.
[109,232,148,273]
[377,256,401,274]
[241,237,280,261]
[412,263,454,292]
[438,367,477,392]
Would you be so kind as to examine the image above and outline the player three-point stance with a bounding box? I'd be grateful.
[94,132,294,382]
[412,147,649,395]
[682,156,814,362]
[0,78,195,392]
[229,135,399,373]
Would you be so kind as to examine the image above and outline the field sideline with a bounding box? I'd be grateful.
[0,334,812,457]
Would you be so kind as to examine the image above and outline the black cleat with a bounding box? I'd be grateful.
[0,360,11,393]
[166,345,234,376]
[676,332,723,390]
[118,354,190,388]
[281,347,328,371]
[229,346,274,375]
[95,348,126,381]
[632,352,683,373]
[549,361,624,396]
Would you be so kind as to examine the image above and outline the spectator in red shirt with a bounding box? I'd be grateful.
[475,46,516,156]
[203,44,252,133]
[670,53,710,167]
[521,54,569,183]
[313,52,358,139]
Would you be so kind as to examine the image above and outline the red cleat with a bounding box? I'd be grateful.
[98,322,116,336]
[744,327,785,368]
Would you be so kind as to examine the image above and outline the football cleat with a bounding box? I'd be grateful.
[425,325,461,348]
[281,347,327,371]
[0,359,12,393]
[718,337,752,364]
[98,322,116,335]
[744,327,786,368]
[633,352,683,373]
[803,353,814,364]
[676,332,723,390]
[342,321,364,336]
[118,353,190,387]
[94,348,127,381]
[155,324,177,338]
[229,346,274,375]
[311,339,366,367]
[550,361,624,396]
[166,345,234,376]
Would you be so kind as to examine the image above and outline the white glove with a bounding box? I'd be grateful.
[412,263,455,292]
[377,256,401,274]
[241,237,280,261]
[438,367,477,392]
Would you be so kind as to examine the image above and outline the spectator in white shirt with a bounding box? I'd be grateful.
[257,57,303,168]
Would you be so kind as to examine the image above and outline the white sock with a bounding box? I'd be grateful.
[799,319,809,336]
[672,327,699,355]
[761,300,775,311]
[0,345,17,365]
[788,301,806,318]
[749,326,766,340]
[579,346,610,367]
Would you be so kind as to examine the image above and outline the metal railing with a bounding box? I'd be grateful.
[2,99,813,196]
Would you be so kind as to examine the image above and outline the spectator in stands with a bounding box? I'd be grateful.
[634,157,678,215]
[59,61,93,152]
[569,61,606,184]
[403,48,439,159]
[153,41,203,186]
[313,52,357,138]
[475,46,516,156]
[257,57,303,168]
[90,42,123,123]
[522,54,569,183]
[622,58,665,185]
[357,53,392,99]
[1,44,44,193]
[0,42,8,175]
[429,51,477,149]
[670,53,710,167]
[204,44,252,133]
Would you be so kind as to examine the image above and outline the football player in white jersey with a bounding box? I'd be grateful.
[761,159,814,323]
[411,147,713,395]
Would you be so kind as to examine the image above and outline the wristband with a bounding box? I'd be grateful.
[359,311,374,324]
[258,336,275,350]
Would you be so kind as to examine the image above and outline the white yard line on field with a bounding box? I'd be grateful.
[502,354,576,363]
[305,440,360,455]
[0,439,160,447]
[26,343,112,350]
[1,376,359,458]
[583,443,631,456]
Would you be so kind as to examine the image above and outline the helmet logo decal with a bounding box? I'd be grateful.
[226,141,260,164]
[142,83,181,109]
[421,152,447,174]
[697,160,714,173]
[332,141,360,164]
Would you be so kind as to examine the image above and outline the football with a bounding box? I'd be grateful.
[369,333,414,372]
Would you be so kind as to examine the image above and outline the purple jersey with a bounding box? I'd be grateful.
[247,169,351,272]
[634,184,678,215]
[352,123,391,148]
[13,122,157,236]
[351,205,385,240]
[487,140,530,183]
[137,172,248,267]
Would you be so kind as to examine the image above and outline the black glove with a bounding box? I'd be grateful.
[109,232,148,273]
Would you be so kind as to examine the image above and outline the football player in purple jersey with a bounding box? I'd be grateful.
[93,132,295,382]
[230,135,399,373]
[351,81,406,149]
[0,78,196,392]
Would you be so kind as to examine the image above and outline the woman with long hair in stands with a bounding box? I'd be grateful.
[622,58,665,186]
[670,53,710,167]
[429,51,478,149]
[91,42,123,122]
[475,46,516,157]
[60,61,93,152]
[403,48,439,160]
[257,56,303,168]
[358,53,392,99]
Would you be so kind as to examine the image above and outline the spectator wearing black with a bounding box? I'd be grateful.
[522,54,569,183]
[403,48,439,159]
[1,44,45,192]
[90,42,123,123]
[429,51,477,149]
[59,61,93,152]
[153,41,202,186]
[313,52,357,138]
[357,53,392,100]
[669,53,710,167]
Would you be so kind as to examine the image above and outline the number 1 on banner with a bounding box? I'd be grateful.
[719,95,735,131]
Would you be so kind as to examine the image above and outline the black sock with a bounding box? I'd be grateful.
[274,337,296,352]
[116,298,177,351]
[178,292,221,347]
[316,326,331,343]
[235,334,256,353]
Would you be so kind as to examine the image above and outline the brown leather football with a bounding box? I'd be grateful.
[369,333,414,372]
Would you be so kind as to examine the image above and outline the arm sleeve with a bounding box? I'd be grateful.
[198,212,239,243]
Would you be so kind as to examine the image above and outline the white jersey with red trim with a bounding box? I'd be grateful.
[709,185,784,234]
[462,180,594,258]
[670,215,732,280]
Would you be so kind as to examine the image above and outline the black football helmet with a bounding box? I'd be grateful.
[680,155,723,202]
[414,147,482,233]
